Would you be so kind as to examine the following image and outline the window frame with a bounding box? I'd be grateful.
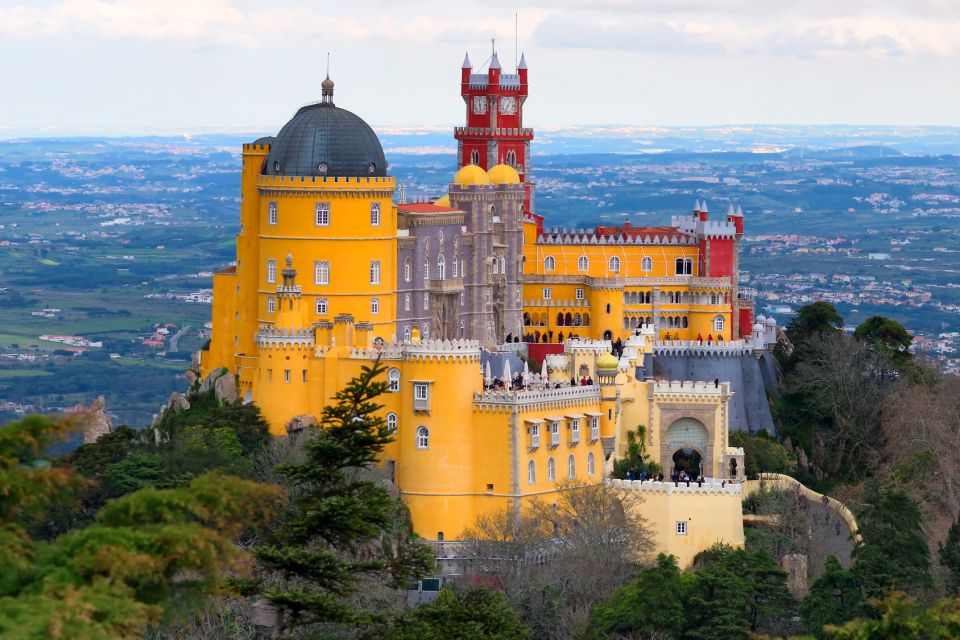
[578,256,589,272]
[370,202,381,227]
[267,201,278,225]
[527,460,536,484]
[544,255,555,271]
[641,256,653,272]
[267,296,275,313]
[386,412,398,433]
[266,259,277,284]
[314,260,329,286]
[567,454,576,479]
[547,457,556,482]
[416,426,429,449]
[316,297,328,315]
[371,297,379,314]
[388,368,401,392]
[609,256,620,272]
[315,202,330,226]
[370,260,380,285]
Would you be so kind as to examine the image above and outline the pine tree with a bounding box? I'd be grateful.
[802,555,863,638]
[254,360,433,632]
[939,518,960,594]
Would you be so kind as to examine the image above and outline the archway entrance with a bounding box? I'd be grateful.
[672,448,703,476]
[603,330,613,340]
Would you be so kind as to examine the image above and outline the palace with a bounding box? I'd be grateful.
[199,51,781,566]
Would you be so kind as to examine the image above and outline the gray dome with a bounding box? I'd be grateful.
[263,103,386,178]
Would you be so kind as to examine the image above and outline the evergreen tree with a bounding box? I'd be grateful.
[854,315,913,367]
[254,360,433,632]
[786,301,844,345]
[802,555,864,638]
[373,588,531,640]
[588,554,688,639]
[823,592,960,639]
[940,518,960,594]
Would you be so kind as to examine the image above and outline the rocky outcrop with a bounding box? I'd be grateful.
[200,368,238,404]
[286,413,318,434]
[773,327,793,359]
[81,395,113,444]
[781,553,810,599]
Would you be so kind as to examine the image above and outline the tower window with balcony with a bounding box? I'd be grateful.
[578,256,589,271]
[641,256,653,272]
[437,254,445,280]
[316,298,327,315]
[266,259,277,284]
[544,255,555,271]
[370,261,380,285]
[315,202,330,226]
[529,423,540,448]
[413,382,430,411]
[609,256,621,272]
[268,201,278,225]
[550,421,560,447]
[314,261,329,286]
[370,202,381,227]
[589,417,599,441]
[570,419,580,443]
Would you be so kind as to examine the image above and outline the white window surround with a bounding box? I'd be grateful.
[268,201,278,225]
[676,521,688,535]
[370,261,380,285]
[266,259,277,284]
[315,202,330,226]
[542,288,552,300]
[575,288,585,300]
[578,256,589,271]
[416,426,429,449]
[267,296,275,313]
[371,297,379,314]
[547,457,556,482]
[527,460,536,484]
[544,255,555,271]
[388,368,401,392]
[316,298,328,315]
[386,412,398,433]
[314,261,329,286]
[370,202,381,226]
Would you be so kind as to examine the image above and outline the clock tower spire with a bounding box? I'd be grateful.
[454,48,534,213]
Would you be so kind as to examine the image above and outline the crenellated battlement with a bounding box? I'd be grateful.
[652,379,728,396]
[403,338,482,363]
[256,326,315,350]
[473,384,600,411]
[653,338,764,356]
[608,478,742,496]
[537,230,696,246]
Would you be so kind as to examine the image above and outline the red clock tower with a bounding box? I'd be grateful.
[455,49,535,213]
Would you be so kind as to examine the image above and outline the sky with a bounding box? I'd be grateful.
[1,0,959,136]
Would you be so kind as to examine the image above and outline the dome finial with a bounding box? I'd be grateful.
[321,52,334,105]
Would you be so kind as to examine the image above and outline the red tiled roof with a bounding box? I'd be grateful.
[215,265,237,275]
[398,202,460,213]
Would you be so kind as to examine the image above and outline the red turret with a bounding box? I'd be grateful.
[454,49,535,212]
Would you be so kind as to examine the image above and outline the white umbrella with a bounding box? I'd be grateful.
[484,360,492,384]
[523,360,530,386]
[503,359,512,384]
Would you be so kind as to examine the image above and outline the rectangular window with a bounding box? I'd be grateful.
[268,201,278,225]
[590,417,599,441]
[316,298,327,315]
[676,521,688,536]
[371,297,379,314]
[542,287,552,300]
[570,419,580,443]
[266,369,272,382]
[404,293,411,312]
[315,202,330,226]
[370,202,381,226]
[283,369,291,384]
[575,288,585,300]
[413,382,430,411]
[267,296,275,313]
[302,370,308,382]
[314,261,329,286]
[550,422,560,446]
[423,292,430,310]
[370,260,380,285]
[530,424,540,449]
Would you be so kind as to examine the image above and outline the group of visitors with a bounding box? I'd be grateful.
[625,469,663,482]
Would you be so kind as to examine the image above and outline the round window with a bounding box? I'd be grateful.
[318,162,329,174]
[367,162,376,174]
[273,161,281,172]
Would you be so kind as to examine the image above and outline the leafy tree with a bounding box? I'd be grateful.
[823,592,960,639]
[153,387,269,457]
[940,519,960,595]
[611,426,661,479]
[854,316,913,366]
[0,415,283,639]
[254,360,433,633]
[802,556,864,638]
[373,588,531,640]
[785,301,844,346]
[588,554,689,639]
[730,430,797,478]
[163,424,251,480]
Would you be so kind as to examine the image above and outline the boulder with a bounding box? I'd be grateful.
[168,392,190,413]
[781,553,809,599]
[184,369,197,386]
[213,371,238,403]
[81,395,113,445]
[286,414,318,434]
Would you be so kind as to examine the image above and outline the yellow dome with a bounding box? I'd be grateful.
[487,163,521,184]
[434,194,451,207]
[453,164,490,186]
[596,352,619,370]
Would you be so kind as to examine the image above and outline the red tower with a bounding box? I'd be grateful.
[455,49,534,212]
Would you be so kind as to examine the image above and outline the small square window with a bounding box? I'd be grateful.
[575,288,585,300]
[542,287,552,300]
[676,521,688,536]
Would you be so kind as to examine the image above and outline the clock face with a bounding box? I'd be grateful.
[473,96,487,115]
[500,96,517,115]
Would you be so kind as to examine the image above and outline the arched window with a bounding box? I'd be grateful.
[641,256,652,272]
[370,297,379,314]
[388,368,400,392]
[370,202,381,227]
[675,258,685,275]
[567,454,576,479]
[314,260,329,286]
[609,256,620,272]
[547,457,556,482]
[470,149,480,165]
[266,259,277,284]
[370,261,380,285]
[714,315,725,332]
[452,255,459,278]
[403,257,411,282]
[684,258,693,275]
[267,296,275,313]
[437,254,446,280]
[587,452,596,476]
[386,412,398,433]
[416,426,429,449]
[506,150,517,166]
[578,256,589,271]
[423,257,429,281]
[500,256,505,274]
[527,460,536,484]
[316,298,327,315]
